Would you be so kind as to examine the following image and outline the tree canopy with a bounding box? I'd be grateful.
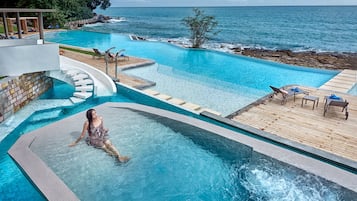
[0,0,111,27]
[182,8,219,48]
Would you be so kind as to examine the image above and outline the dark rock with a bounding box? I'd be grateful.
[239,48,357,70]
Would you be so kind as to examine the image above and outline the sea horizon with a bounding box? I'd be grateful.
[91,6,357,54]
[108,5,357,8]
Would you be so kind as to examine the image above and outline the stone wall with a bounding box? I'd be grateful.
[0,72,53,123]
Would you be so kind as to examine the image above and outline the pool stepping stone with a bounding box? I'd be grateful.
[142,88,218,113]
[199,108,222,116]
[168,98,186,105]
[143,89,160,96]
[156,94,172,100]
[182,102,201,111]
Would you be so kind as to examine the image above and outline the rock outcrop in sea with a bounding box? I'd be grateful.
[232,48,357,70]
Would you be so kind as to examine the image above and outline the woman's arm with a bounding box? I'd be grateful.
[69,121,88,147]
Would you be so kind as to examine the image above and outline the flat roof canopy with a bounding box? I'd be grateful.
[1,8,56,39]
[0,8,56,12]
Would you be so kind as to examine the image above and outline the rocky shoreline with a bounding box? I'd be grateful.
[232,48,357,70]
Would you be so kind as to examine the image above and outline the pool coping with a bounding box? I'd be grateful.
[8,132,80,200]
[8,102,357,200]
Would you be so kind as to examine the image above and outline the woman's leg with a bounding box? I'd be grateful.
[104,140,120,156]
[104,140,129,162]
[101,144,115,156]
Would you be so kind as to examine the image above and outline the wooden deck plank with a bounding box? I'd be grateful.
[232,86,357,162]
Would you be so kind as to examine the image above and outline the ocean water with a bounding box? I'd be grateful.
[93,6,357,53]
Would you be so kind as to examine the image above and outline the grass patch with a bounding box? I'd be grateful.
[60,45,95,56]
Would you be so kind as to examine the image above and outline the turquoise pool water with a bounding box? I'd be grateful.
[0,81,133,200]
[28,107,356,200]
[39,79,74,99]
[44,30,338,115]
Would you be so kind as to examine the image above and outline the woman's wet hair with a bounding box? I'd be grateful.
[86,109,95,132]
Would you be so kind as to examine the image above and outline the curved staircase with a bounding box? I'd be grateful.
[65,69,94,104]
[47,68,94,104]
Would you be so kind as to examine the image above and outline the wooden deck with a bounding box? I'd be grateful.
[231,86,357,163]
[320,69,357,93]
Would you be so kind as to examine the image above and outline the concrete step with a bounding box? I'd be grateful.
[69,96,86,104]
[199,108,222,116]
[65,69,81,77]
[156,94,172,100]
[182,102,201,111]
[72,73,89,81]
[74,79,93,86]
[75,85,94,92]
[168,98,185,105]
[73,92,92,99]
[143,89,160,96]
[28,109,63,123]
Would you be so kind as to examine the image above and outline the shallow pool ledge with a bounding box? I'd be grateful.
[8,131,80,201]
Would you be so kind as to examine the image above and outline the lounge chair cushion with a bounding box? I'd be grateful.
[290,87,301,93]
[329,94,341,100]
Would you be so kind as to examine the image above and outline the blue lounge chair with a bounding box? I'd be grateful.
[269,86,308,104]
[323,95,349,120]
[92,48,105,59]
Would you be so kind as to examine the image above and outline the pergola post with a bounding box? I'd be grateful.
[38,12,44,40]
[16,12,22,39]
[2,12,9,38]
[0,9,55,40]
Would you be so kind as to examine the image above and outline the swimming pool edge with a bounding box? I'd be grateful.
[8,130,80,201]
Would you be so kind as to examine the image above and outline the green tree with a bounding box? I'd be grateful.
[2,0,111,27]
[182,8,219,48]
[86,0,111,10]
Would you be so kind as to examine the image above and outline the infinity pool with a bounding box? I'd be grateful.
[44,31,338,115]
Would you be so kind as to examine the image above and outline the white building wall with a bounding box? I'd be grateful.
[0,39,60,76]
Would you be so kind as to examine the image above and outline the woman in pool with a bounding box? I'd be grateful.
[69,109,129,163]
